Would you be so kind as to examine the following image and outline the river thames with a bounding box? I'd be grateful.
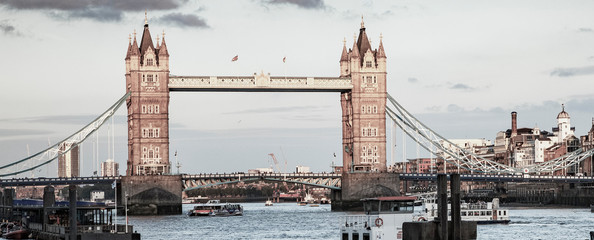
[125,203,594,240]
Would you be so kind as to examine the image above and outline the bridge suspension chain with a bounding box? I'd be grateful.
[386,93,594,175]
[0,92,131,177]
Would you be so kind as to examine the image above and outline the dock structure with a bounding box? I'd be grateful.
[1,187,141,240]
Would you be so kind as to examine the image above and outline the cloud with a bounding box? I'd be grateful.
[550,66,594,77]
[265,0,326,9]
[407,77,418,83]
[0,114,126,125]
[0,129,54,138]
[158,13,209,28]
[450,83,474,90]
[446,104,463,112]
[0,0,189,22]
[0,20,21,36]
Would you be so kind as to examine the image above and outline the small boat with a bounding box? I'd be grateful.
[309,204,320,207]
[298,201,307,206]
[187,200,243,217]
[340,196,417,240]
[418,195,510,224]
[265,200,273,206]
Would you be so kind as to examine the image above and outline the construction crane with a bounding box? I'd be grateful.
[268,153,281,173]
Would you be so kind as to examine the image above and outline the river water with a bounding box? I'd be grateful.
[125,203,594,240]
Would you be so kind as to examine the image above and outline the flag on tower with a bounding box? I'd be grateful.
[283,56,286,63]
[231,55,238,62]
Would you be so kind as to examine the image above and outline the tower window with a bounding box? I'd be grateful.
[155,105,160,113]
[366,61,372,68]
[147,59,154,66]
[142,105,146,114]
[361,106,365,113]
[147,74,153,82]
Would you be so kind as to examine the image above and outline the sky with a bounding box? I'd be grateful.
[1,0,594,177]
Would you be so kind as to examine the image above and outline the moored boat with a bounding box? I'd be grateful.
[187,200,243,217]
[265,200,273,206]
[340,196,417,240]
[418,195,510,224]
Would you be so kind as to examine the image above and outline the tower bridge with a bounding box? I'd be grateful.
[4,16,594,214]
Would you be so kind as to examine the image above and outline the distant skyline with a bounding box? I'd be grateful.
[1,1,594,177]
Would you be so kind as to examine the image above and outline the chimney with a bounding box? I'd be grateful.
[511,112,518,137]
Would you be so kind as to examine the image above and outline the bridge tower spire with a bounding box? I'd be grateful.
[340,19,388,172]
[125,18,171,176]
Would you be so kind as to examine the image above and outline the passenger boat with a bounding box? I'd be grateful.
[418,196,510,224]
[265,200,273,206]
[187,200,243,217]
[297,201,307,206]
[340,196,417,240]
[320,197,330,204]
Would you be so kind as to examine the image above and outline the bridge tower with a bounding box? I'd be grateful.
[125,15,171,176]
[340,18,387,173]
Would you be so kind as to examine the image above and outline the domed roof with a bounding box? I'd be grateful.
[557,104,570,119]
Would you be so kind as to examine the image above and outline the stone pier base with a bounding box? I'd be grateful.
[331,172,400,211]
[121,175,182,215]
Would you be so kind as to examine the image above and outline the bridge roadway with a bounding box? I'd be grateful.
[0,176,120,187]
[2,173,593,188]
[399,173,594,183]
[181,173,342,191]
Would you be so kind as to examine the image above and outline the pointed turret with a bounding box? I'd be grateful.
[125,34,132,60]
[356,17,372,59]
[139,24,155,57]
[159,32,169,57]
[341,38,349,61]
[351,34,360,59]
[377,33,386,58]
[131,33,140,56]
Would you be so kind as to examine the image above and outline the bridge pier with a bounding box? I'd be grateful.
[331,172,400,211]
[121,175,182,215]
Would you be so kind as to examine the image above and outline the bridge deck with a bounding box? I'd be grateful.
[169,75,352,92]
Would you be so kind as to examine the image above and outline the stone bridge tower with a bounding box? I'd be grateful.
[125,16,171,176]
[340,19,387,173]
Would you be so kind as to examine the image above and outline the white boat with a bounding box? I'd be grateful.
[187,200,243,217]
[418,196,510,224]
[265,200,273,206]
[340,196,417,240]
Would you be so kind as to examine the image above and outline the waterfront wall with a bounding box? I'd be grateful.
[331,172,400,211]
[121,175,182,215]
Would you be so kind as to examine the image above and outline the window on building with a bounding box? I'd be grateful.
[142,105,146,113]
[155,128,159,138]
[148,105,153,114]
[147,59,153,66]
[373,76,377,84]
[142,129,146,138]
[366,61,372,68]
[142,74,145,82]
[147,74,153,82]
[148,150,154,158]
[373,106,377,113]
[155,105,159,113]
[148,129,153,138]
[361,106,366,113]
[367,106,371,113]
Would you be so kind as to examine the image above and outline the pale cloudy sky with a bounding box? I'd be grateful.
[1,0,594,177]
